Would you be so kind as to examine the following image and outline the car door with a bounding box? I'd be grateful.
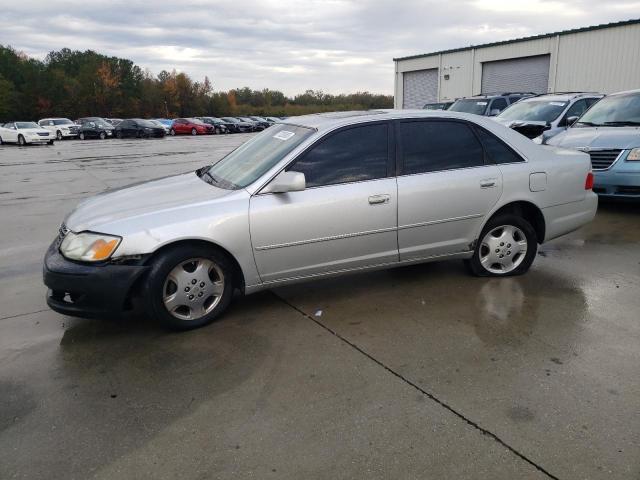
[3,123,18,142]
[396,119,503,261]
[249,121,398,283]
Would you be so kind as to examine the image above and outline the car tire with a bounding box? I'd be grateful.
[79,132,85,140]
[191,128,197,136]
[116,130,123,139]
[143,244,235,331]
[466,214,537,277]
[56,130,63,141]
[170,128,176,136]
[48,140,54,145]
[99,131,106,140]
[18,135,26,146]
[0,136,3,145]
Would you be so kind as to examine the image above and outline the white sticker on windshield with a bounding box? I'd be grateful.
[273,130,296,141]
[476,101,488,105]
[550,102,565,106]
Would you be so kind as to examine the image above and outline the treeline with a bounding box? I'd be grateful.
[0,45,392,121]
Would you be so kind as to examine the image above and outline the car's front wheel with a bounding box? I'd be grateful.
[170,128,176,136]
[143,245,235,330]
[18,135,26,146]
[56,130,63,140]
[191,128,197,136]
[99,131,106,140]
[466,214,537,277]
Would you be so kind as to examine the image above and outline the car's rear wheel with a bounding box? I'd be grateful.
[143,245,235,330]
[191,128,197,136]
[79,132,85,140]
[56,130,63,140]
[466,214,537,277]
[18,135,26,146]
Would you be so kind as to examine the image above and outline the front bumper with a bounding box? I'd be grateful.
[43,241,149,318]
[593,163,640,199]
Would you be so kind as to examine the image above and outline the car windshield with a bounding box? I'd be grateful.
[497,100,568,122]
[16,122,40,129]
[449,99,489,115]
[200,124,314,189]
[53,119,73,125]
[137,120,156,127]
[187,118,205,125]
[576,93,640,126]
[423,103,447,111]
[222,117,239,123]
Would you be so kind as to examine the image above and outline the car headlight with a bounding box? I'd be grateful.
[60,231,121,262]
[626,148,640,161]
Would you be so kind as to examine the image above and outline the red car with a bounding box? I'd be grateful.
[170,118,214,136]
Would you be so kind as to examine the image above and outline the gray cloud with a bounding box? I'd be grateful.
[1,0,638,94]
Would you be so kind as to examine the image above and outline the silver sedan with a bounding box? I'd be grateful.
[43,110,598,330]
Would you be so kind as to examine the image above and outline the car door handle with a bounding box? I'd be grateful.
[368,194,390,205]
[480,179,497,188]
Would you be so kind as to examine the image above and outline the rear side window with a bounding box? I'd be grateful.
[475,127,524,164]
[289,123,389,188]
[399,121,484,175]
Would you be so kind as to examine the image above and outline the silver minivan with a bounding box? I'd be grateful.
[44,110,597,330]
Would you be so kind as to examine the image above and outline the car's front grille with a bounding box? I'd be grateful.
[37,132,49,137]
[69,126,79,133]
[589,149,622,170]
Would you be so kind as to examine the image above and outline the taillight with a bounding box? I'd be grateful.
[585,172,594,190]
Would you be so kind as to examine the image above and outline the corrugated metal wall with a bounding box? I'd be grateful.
[395,22,640,106]
[402,69,438,108]
[481,55,550,94]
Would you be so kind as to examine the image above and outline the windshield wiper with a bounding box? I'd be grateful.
[575,121,602,127]
[602,121,640,126]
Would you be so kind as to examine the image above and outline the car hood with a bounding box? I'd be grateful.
[495,118,548,128]
[65,172,233,232]
[547,126,640,149]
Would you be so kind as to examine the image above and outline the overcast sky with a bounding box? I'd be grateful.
[1,1,638,95]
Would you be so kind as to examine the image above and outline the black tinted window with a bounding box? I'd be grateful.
[475,128,524,164]
[491,98,508,112]
[289,123,388,188]
[400,121,484,174]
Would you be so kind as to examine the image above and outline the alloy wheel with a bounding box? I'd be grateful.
[162,258,225,321]
[479,225,528,274]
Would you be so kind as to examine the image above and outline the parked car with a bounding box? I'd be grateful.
[115,119,166,138]
[545,89,640,199]
[494,93,603,140]
[0,121,54,145]
[170,118,214,136]
[148,119,171,134]
[43,110,597,331]
[449,92,535,116]
[38,118,81,140]
[237,117,265,131]
[249,116,273,128]
[423,102,454,111]
[266,116,282,123]
[197,117,229,134]
[221,117,254,133]
[76,117,115,140]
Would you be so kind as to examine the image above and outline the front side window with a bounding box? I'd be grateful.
[400,121,484,175]
[53,119,72,125]
[490,98,508,113]
[563,99,588,121]
[287,123,389,188]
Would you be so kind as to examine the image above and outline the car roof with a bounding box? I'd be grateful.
[520,92,603,102]
[282,109,516,132]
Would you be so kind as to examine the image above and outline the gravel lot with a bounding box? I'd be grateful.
[0,135,638,480]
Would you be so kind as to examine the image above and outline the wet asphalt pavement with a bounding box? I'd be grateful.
[0,135,638,480]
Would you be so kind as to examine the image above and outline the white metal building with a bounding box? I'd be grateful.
[394,19,640,109]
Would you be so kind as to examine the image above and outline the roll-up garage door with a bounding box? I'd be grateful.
[481,55,550,94]
[403,68,438,108]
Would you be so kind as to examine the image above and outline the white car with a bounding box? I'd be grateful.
[38,118,81,140]
[0,122,54,146]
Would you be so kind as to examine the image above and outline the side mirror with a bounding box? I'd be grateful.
[489,109,501,116]
[566,116,579,127]
[262,171,306,194]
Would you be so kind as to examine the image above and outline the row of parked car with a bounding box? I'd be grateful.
[0,115,286,145]
[423,89,640,200]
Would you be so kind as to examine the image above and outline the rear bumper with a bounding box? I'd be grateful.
[43,241,148,318]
